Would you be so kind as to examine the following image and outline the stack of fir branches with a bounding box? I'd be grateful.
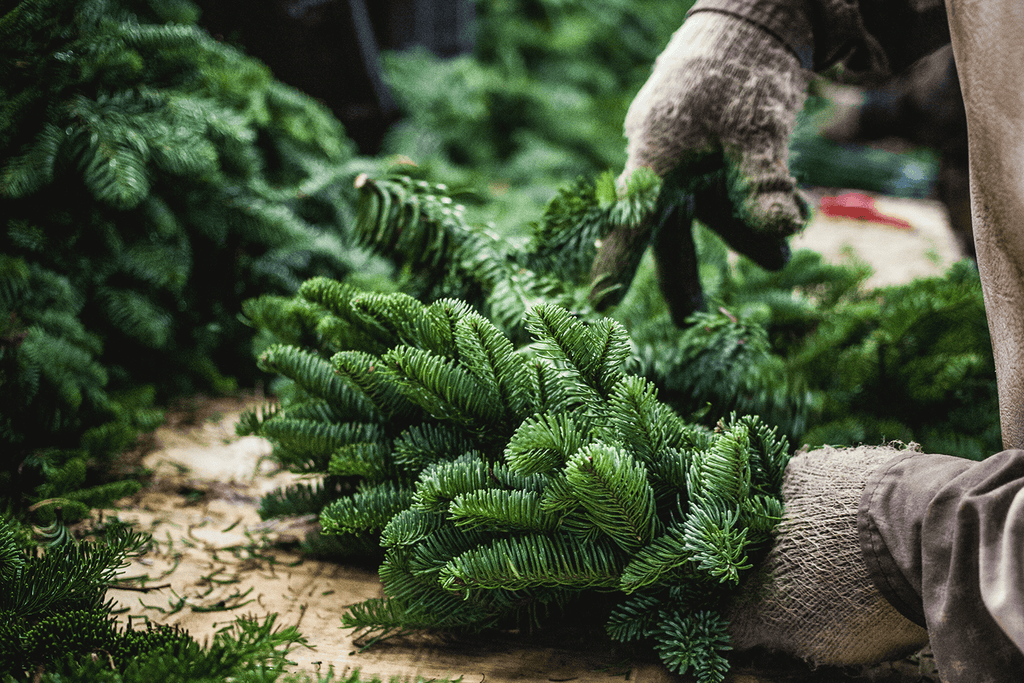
[238,172,801,682]
[241,166,997,680]
[240,279,790,683]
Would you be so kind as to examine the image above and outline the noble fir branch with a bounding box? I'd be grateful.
[524,304,612,398]
[681,503,753,585]
[380,508,447,548]
[349,290,456,355]
[319,482,415,537]
[256,344,376,418]
[329,442,396,481]
[732,414,790,497]
[285,165,817,448]
[352,174,468,275]
[331,350,423,422]
[447,488,557,534]
[402,522,493,578]
[605,590,663,642]
[619,522,696,592]
[525,167,662,281]
[257,477,356,520]
[340,596,417,644]
[411,453,495,514]
[381,346,506,432]
[257,419,385,473]
[563,443,659,552]
[350,169,662,337]
[504,412,590,476]
[390,423,478,474]
[438,534,626,592]
[251,290,792,682]
[688,426,755,508]
[653,610,733,682]
[453,311,536,424]
[351,174,542,332]
[605,375,700,466]
[376,530,500,631]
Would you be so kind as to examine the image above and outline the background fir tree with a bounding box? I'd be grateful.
[0,0,378,522]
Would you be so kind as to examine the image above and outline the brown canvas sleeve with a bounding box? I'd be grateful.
[859,450,1024,682]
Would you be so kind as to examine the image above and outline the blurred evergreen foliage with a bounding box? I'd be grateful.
[789,95,939,198]
[0,0,373,522]
[379,1,939,227]
[379,0,696,224]
[791,260,999,459]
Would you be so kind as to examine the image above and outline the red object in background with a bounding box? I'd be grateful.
[819,192,913,230]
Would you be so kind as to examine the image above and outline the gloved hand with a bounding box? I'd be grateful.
[589,11,811,326]
[726,445,930,666]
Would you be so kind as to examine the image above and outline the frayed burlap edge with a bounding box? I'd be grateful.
[727,445,929,666]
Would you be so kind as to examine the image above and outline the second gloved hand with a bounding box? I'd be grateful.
[589,10,811,324]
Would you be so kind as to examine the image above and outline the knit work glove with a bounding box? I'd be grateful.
[726,446,929,666]
[589,11,811,325]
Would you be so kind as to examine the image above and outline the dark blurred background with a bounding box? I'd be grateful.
[193,0,476,154]
[191,1,970,256]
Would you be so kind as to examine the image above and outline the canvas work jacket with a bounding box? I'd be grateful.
[683,1,1024,681]
[861,450,1024,682]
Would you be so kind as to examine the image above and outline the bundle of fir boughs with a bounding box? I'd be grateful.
[240,170,795,682]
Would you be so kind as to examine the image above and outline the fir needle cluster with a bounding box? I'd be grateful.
[240,277,790,683]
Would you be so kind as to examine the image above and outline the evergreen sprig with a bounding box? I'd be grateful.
[791,260,998,457]
[0,517,332,681]
[350,170,663,339]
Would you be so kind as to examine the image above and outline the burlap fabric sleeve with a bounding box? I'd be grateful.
[726,446,930,665]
